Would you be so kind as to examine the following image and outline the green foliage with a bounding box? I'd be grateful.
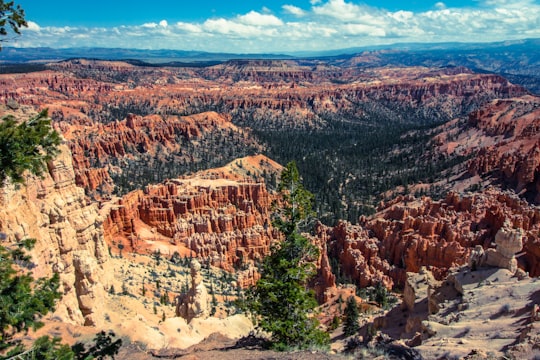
[121,281,129,296]
[357,283,397,310]
[0,1,27,49]
[0,109,61,186]
[72,330,122,360]
[247,162,328,350]
[343,296,360,337]
[329,316,340,331]
[272,161,315,235]
[0,240,63,359]
[5,336,75,360]
[374,283,389,308]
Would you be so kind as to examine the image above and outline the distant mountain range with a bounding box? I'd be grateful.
[1,38,539,94]
[0,47,293,64]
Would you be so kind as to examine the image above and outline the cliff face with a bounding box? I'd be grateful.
[0,62,528,211]
[322,188,540,288]
[466,97,540,200]
[103,176,279,272]
[0,142,110,326]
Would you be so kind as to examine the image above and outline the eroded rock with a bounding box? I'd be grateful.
[176,260,209,322]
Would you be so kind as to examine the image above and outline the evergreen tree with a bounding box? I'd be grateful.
[343,296,360,337]
[247,162,328,350]
[0,239,64,359]
[72,330,122,360]
[0,0,27,50]
[0,110,61,186]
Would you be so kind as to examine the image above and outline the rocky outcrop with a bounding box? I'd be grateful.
[176,260,209,322]
[322,188,540,289]
[103,176,279,272]
[0,141,110,326]
[434,96,540,203]
[1,62,527,207]
[67,111,261,198]
[308,231,337,303]
[468,219,524,273]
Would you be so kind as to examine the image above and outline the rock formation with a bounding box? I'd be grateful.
[468,219,524,273]
[0,114,110,327]
[322,188,540,289]
[0,61,528,203]
[66,111,262,199]
[103,173,279,272]
[176,260,209,322]
[375,263,540,358]
[434,95,540,204]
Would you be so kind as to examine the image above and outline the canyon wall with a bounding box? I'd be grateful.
[0,140,110,326]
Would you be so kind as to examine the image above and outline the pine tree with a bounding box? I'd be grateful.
[0,0,27,50]
[0,239,64,358]
[247,161,329,350]
[0,110,61,186]
[343,296,360,337]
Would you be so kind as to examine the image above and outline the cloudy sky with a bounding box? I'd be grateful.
[8,0,540,53]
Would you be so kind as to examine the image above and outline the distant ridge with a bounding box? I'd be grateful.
[1,38,538,93]
[0,47,293,64]
[1,38,538,63]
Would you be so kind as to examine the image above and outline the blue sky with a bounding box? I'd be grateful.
[8,0,540,53]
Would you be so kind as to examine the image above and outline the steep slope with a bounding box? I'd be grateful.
[0,107,110,326]
[67,111,261,198]
[434,95,540,202]
[103,156,281,276]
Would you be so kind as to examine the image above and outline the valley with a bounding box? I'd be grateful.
[1,51,540,359]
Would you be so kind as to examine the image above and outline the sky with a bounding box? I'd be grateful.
[5,0,540,53]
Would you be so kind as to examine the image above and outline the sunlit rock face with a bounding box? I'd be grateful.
[0,142,110,326]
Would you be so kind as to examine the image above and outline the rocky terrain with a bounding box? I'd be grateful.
[320,188,540,291]
[0,106,110,327]
[103,157,278,275]
[0,60,530,222]
[1,57,540,359]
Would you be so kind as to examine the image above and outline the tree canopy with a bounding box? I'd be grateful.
[247,161,328,350]
[343,296,360,337]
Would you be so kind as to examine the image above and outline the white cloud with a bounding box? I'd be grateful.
[342,23,386,37]
[237,11,283,26]
[13,1,540,53]
[313,0,362,21]
[25,21,41,31]
[283,5,307,17]
[142,22,158,28]
[435,2,447,10]
[310,0,322,4]
[175,22,202,33]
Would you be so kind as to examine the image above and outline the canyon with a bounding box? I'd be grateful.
[1,56,539,358]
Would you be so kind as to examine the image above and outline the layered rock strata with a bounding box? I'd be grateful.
[434,95,540,203]
[0,141,110,326]
[104,177,278,271]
